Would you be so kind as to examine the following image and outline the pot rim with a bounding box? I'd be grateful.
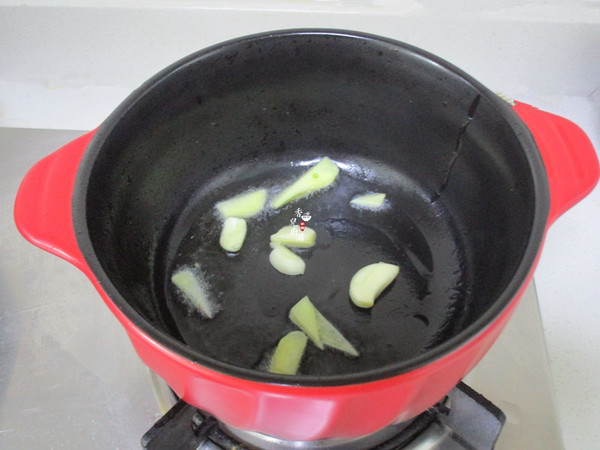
[73,28,550,387]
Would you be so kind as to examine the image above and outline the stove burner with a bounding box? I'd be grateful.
[141,382,505,449]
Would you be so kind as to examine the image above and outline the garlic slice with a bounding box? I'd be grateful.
[350,193,386,209]
[269,245,306,276]
[219,217,247,252]
[270,225,316,248]
[349,262,400,308]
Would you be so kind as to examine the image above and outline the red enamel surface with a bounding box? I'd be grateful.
[514,101,599,225]
[14,131,93,271]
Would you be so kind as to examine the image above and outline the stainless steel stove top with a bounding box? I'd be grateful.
[0,128,563,448]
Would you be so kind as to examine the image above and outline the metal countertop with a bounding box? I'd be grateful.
[1,128,161,448]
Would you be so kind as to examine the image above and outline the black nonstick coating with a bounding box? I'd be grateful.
[165,156,467,376]
[73,30,548,384]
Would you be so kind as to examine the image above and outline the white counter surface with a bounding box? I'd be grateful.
[1,2,599,449]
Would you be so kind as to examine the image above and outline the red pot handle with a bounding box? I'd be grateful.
[14,131,95,270]
[513,101,599,226]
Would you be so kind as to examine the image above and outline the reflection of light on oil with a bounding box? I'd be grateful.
[332,160,353,171]
[293,158,322,167]
[335,160,373,180]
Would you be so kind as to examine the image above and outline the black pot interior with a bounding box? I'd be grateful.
[74,30,547,384]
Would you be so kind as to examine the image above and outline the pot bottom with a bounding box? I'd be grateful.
[144,371,505,449]
[221,419,416,449]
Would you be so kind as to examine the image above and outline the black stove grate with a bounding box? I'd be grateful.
[141,382,505,449]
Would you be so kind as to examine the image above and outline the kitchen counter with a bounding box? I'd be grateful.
[1,2,599,448]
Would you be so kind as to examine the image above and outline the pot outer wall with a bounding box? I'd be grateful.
[121,273,530,440]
